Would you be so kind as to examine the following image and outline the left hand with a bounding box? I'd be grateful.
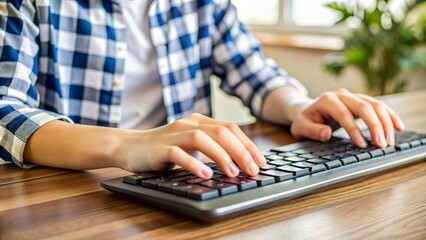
[290,88,405,148]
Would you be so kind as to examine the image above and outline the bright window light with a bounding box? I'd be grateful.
[231,0,280,25]
[290,0,342,27]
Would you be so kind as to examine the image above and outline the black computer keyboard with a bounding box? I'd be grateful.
[101,130,426,222]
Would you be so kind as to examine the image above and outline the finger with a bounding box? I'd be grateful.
[354,95,395,145]
[291,115,332,142]
[316,92,368,148]
[356,93,405,132]
[222,122,265,167]
[187,114,265,167]
[163,146,213,179]
[178,130,241,178]
[203,125,260,176]
[386,105,405,131]
[338,92,387,147]
[169,115,259,177]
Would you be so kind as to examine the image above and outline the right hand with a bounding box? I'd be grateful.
[118,113,266,179]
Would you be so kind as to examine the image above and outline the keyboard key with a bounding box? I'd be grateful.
[260,170,294,182]
[340,156,358,165]
[186,185,219,200]
[262,151,276,156]
[306,158,328,164]
[246,175,275,186]
[268,160,291,166]
[266,155,285,160]
[283,156,306,162]
[260,164,277,171]
[292,162,316,169]
[278,152,297,157]
[409,140,422,148]
[292,149,311,154]
[383,146,396,155]
[205,162,218,169]
[334,153,353,158]
[161,169,192,179]
[276,165,309,177]
[200,180,238,196]
[368,149,384,158]
[324,160,342,170]
[186,178,207,184]
[421,138,426,145]
[214,177,257,191]
[309,164,326,173]
[321,155,340,161]
[123,173,160,185]
[355,152,371,161]
[171,185,195,196]
[158,182,188,192]
[142,179,171,189]
[298,154,318,159]
[213,169,227,176]
[396,142,410,151]
[172,176,196,182]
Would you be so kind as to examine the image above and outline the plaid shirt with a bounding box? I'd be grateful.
[0,0,306,168]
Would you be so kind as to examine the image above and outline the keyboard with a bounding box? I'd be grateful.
[101,130,426,222]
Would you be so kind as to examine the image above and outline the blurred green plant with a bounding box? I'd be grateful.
[324,0,426,95]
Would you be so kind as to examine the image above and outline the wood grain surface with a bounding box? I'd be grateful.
[0,90,425,240]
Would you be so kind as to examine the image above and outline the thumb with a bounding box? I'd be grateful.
[291,116,332,142]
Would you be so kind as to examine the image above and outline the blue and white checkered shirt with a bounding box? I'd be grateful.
[0,0,306,168]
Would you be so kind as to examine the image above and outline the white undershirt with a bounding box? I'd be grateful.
[119,1,166,130]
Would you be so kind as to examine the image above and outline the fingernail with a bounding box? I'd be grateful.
[249,161,259,175]
[357,134,368,148]
[377,134,387,147]
[229,162,240,176]
[255,153,266,166]
[201,166,213,178]
[320,129,329,141]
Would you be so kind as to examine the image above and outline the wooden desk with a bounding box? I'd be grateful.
[1,91,425,239]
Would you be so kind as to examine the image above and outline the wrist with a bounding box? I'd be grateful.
[262,86,313,125]
[285,99,312,123]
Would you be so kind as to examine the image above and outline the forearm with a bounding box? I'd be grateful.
[23,120,128,170]
[261,86,313,125]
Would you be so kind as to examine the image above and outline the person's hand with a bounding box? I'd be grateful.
[290,88,405,148]
[119,113,266,179]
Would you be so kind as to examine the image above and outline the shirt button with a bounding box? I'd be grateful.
[113,77,122,88]
[117,44,125,52]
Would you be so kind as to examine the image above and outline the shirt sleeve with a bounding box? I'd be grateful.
[0,1,72,168]
[210,0,308,117]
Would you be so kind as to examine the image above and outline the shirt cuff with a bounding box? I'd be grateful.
[250,74,308,118]
[0,105,73,168]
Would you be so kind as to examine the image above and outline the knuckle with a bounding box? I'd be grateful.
[212,125,229,138]
[319,91,335,101]
[171,120,184,128]
[190,129,205,142]
[357,101,372,113]
[335,107,349,117]
[373,101,387,111]
[165,146,180,159]
[225,122,240,132]
[188,113,203,119]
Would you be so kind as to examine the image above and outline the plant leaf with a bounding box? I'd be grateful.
[323,54,347,76]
